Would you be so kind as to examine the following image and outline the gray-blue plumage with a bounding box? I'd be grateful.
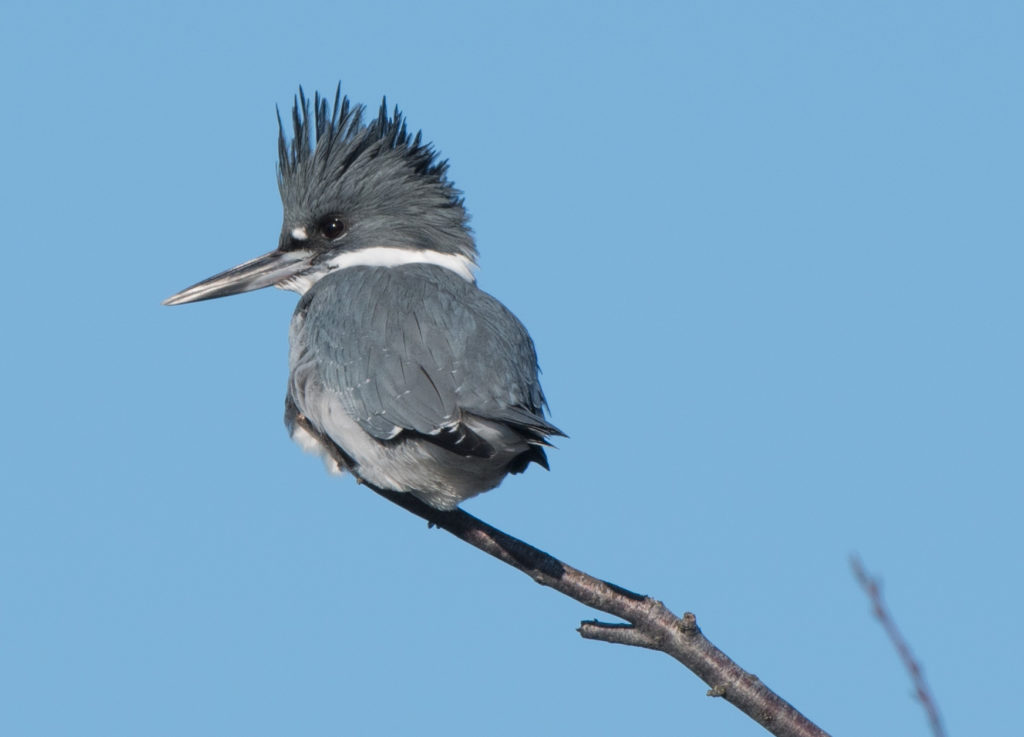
[287,264,559,509]
[164,85,562,510]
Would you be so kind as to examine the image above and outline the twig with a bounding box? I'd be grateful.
[851,556,947,737]
[298,415,829,737]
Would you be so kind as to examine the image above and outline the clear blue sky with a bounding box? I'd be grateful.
[2,2,1021,735]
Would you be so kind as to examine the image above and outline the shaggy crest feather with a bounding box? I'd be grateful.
[274,84,475,260]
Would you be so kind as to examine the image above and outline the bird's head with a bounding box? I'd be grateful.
[164,86,477,306]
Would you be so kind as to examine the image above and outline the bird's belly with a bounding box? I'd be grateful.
[288,400,526,510]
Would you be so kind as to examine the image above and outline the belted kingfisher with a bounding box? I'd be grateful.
[165,87,562,510]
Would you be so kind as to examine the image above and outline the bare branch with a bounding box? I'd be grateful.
[851,556,947,737]
[299,415,830,737]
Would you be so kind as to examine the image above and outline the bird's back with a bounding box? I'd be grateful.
[286,263,560,509]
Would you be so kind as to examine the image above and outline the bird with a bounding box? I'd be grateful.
[164,86,562,510]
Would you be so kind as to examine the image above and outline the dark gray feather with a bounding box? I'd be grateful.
[291,264,562,451]
[276,88,475,262]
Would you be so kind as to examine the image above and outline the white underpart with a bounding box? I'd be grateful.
[275,246,477,295]
[289,387,529,509]
[290,227,308,241]
[290,421,344,475]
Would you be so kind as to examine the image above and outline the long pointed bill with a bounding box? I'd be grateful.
[163,250,311,306]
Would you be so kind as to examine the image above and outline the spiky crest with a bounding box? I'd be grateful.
[273,84,475,262]
[276,85,454,195]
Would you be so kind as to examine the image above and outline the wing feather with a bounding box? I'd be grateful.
[290,264,562,455]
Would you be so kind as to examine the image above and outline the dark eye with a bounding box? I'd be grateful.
[317,215,346,240]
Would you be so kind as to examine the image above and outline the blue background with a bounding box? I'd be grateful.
[3,2,1021,735]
